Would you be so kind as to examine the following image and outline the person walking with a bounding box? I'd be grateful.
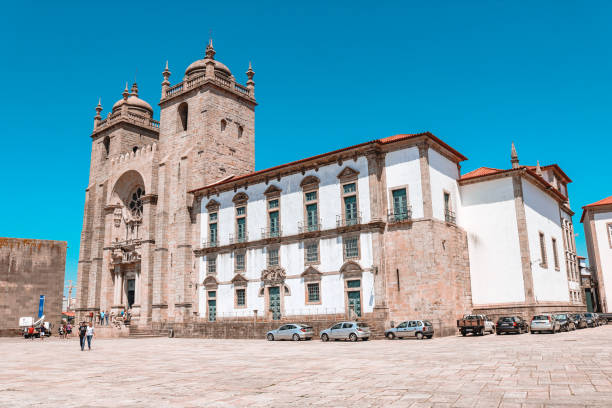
[66,322,72,338]
[40,324,45,341]
[104,310,109,326]
[28,326,35,340]
[78,322,87,351]
[58,324,64,339]
[100,310,105,326]
[86,322,95,351]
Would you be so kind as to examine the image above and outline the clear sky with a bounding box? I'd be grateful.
[1,1,611,295]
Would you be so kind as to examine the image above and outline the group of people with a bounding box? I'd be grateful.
[77,321,95,351]
[87,309,130,326]
[57,323,73,339]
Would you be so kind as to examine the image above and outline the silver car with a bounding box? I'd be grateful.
[385,320,434,340]
[266,323,314,341]
[320,321,370,342]
[530,314,561,334]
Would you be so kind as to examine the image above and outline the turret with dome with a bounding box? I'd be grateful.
[112,82,154,117]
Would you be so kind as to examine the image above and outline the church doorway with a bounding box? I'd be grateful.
[269,286,281,320]
[127,279,136,309]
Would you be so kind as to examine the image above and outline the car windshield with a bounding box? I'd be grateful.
[300,325,312,330]
[554,314,567,320]
[533,315,549,320]
[499,317,514,323]
[584,313,594,317]
[357,323,369,328]
[423,320,432,326]
[464,315,480,320]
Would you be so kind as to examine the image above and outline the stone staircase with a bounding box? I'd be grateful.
[128,326,168,338]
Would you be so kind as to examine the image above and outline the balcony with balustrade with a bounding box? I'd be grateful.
[261,227,282,241]
[229,233,249,245]
[298,219,323,235]
[94,110,160,135]
[445,210,457,225]
[387,207,412,224]
[336,212,362,231]
[162,72,254,103]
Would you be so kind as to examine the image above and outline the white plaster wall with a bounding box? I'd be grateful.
[459,177,525,305]
[196,156,375,318]
[429,149,462,222]
[594,211,612,312]
[384,147,423,218]
[522,179,570,303]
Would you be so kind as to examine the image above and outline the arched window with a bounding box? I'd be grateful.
[129,187,145,218]
[132,146,138,154]
[237,125,243,138]
[103,136,110,157]
[178,102,188,131]
[220,119,227,132]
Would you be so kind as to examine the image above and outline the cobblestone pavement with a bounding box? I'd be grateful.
[1,326,612,407]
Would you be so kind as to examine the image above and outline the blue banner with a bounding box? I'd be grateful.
[38,295,45,318]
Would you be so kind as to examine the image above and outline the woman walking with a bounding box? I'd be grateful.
[86,322,95,351]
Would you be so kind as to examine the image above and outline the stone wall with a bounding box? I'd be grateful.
[0,238,67,334]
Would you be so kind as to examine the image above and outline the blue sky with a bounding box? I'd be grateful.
[1,1,611,295]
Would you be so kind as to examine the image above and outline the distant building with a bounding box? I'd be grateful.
[0,238,67,334]
[581,195,612,312]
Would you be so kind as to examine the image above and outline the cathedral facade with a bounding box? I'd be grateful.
[76,43,584,336]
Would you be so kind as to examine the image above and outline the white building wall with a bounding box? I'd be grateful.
[522,179,570,303]
[429,149,462,222]
[197,156,374,318]
[459,177,525,305]
[594,211,612,311]
[384,147,423,218]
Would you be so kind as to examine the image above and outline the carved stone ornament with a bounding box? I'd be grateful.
[261,266,286,285]
[113,208,123,228]
[301,266,322,282]
[340,261,363,279]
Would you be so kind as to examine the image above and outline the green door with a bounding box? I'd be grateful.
[208,299,216,322]
[269,287,281,320]
[585,289,594,312]
[348,291,361,317]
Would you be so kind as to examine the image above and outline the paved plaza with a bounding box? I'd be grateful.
[1,326,612,407]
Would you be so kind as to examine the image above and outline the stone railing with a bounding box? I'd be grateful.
[110,143,158,166]
[95,110,159,133]
[163,74,253,100]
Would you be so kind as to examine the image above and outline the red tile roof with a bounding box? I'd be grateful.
[190,132,467,194]
[583,195,612,209]
[460,167,504,181]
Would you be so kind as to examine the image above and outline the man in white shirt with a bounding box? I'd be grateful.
[86,322,94,350]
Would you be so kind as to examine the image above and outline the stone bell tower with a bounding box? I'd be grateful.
[152,40,257,323]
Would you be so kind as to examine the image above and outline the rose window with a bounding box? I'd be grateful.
[128,187,144,218]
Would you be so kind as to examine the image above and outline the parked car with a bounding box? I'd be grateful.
[385,320,434,340]
[583,313,599,327]
[553,313,575,332]
[530,314,561,334]
[570,313,587,329]
[496,316,529,334]
[266,324,314,341]
[457,314,495,336]
[597,313,608,326]
[320,321,370,342]
[599,313,612,323]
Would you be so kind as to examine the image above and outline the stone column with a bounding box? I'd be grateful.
[153,163,169,323]
[418,142,433,220]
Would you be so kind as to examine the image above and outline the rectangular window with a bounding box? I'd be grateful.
[269,211,279,235]
[268,199,279,209]
[552,238,559,269]
[208,291,216,298]
[236,288,246,307]
[209,222,217,245]
[344,236,359,259]
[235,253,245,271]
[539,232,547,267]
[268,248,279,266]
[344,195,357,224]
[306,242,319,263]
[305,191,317,202]
[306,203,318,229]
[343,183,356,194]
[207,256,216,275]
[236,207,246,216]
[237,217,246,240]
[392,189,408,220]
[444,192,451,213]
[347,279,360,288]
[209,212,218,222]
[307,283,320,302]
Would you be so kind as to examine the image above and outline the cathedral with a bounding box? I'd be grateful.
[76,42,584,336]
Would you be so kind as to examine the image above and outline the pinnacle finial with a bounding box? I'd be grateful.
[130,82,139,96]
[246,60,255,81]
[95,97,103,116]
[535,160,542,176]
[122,82,129,100]
[205,36,216,59]
[165,60,169,70]
[511,142,520,169]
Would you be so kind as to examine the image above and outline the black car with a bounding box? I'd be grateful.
[553,313,575,332]
[583,313,599,327]
[570,313,587,329]
[496,316,529,334]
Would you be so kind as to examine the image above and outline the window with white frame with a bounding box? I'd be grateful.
[235,252,245,272]
[343,236,359,259]
[268,248,279,266]
[305,241,319,264]
[207,256,216,275]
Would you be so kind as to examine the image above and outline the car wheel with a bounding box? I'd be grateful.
[362,337,369,341]
[496,331,501,335]
[386,332,395,340]
[292,334,300,341]
[416,332,424,340]
[267,334,274,341]
[461,330,466,337]
[349,333,358,342]
[426,335,433,339]
[321,333,329,342]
